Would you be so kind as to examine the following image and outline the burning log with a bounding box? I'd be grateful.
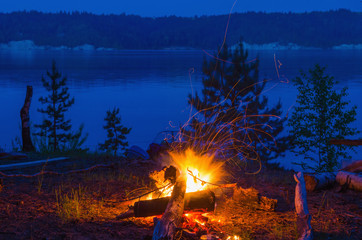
[118,190,216,219]
[137,190,215,217]
[336,171,362,192]
[153,175,186,240]
[294,172,313,240]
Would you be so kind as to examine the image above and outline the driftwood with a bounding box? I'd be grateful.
[153,175,186,240]
[336,171,362,192]
[341,160,362,173]
[294,172,313,240]
[304,172,336,192]
[20,86,35,152]
[303,160,362,192]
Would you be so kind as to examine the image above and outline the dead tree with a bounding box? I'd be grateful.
[153,175,186,240]
[294,172,313,240]
[20,86,35,152]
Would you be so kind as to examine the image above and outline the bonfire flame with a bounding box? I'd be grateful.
[167,148,224,194]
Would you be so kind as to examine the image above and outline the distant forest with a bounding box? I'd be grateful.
[0,9,361,49]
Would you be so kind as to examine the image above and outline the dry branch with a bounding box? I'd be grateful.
[152,175,186,240]
[294,172,313,240]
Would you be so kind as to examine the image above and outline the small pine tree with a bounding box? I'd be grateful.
[288,64,359,172]
[184,43,289,162]
[99,107,131,156]
[34,60,75,152]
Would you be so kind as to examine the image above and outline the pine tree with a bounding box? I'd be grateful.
[288,64,359,172]
[99,107,131,156]
[184,43,289,162]
[34,60,75,152]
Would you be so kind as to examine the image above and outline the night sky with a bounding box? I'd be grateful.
[2,0,361,16]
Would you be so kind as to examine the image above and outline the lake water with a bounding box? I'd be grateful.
[0,48,361,169]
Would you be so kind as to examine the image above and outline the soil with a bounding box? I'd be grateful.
[0,155,361,240]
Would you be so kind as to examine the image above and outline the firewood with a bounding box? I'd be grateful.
[294,172,313,240]
[152,175,186,240]
[116,190,216,219]
[336,171,362,192]
[304,172,336,191]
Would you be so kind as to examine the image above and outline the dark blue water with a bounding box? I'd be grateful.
[0,48,361,169]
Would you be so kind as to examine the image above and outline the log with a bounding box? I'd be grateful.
[20,86,35,152]
[294,172,313,240]
[341,160,362,173]
[330,139,362,146]
[133,190,215,217]
[153,175,186,240]
[336,171,362,192]
[304,172,336,191]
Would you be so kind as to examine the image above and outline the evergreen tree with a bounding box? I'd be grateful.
[34,61,75,152]
[288,64,359,172]
[184,43,289,163]
[99,107,131,156]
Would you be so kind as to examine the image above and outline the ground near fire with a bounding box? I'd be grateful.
[0,150,360,240]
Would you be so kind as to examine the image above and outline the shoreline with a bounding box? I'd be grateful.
[1,40,362,52]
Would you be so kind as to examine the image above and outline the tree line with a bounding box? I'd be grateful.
[0,9,361,49]
[19,44,359,173]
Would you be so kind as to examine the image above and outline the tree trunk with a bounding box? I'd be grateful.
[153,175,186,240]
[294,172,313,240]
[303,172,336,191]
[336,171,362,192]
[20,86,35,152]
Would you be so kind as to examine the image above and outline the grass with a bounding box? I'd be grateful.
[55,185,86,222]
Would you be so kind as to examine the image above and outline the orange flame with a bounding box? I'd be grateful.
[169,148,225,193]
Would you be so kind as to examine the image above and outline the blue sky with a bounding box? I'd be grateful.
[1,0,361,16]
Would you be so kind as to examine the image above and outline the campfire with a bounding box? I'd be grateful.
[118,149,248,239]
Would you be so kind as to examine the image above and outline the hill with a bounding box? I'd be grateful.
[0,9,361,49]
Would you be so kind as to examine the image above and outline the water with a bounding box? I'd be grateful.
[0,48,361,169]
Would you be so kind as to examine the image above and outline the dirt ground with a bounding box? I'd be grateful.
[0,156,361,240]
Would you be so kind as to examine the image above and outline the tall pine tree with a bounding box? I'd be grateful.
[35,61,75,152]
[184,43,289,163]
